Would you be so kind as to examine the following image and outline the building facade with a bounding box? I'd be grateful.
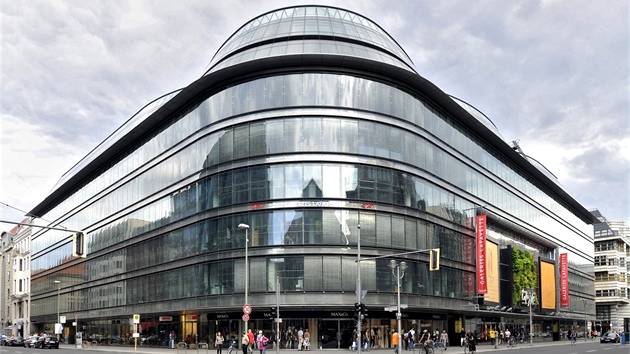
[592,209,630,334]
[27,5,596,348]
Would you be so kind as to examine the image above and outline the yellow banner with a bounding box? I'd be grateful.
[540,261,556,309]
[485,241,499,303]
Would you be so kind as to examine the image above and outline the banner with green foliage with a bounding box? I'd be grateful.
[512,247,537,305]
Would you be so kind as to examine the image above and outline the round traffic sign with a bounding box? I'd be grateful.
[243,304,252,314]
[242,314,250,322]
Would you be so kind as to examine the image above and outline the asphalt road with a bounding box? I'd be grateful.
[0,340,625,354]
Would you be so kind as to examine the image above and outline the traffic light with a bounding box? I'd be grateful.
[270,307,277,318]
[360,303,368,318]
[354,302,361,321]
[429,248,440,271]
[72,232,86,258]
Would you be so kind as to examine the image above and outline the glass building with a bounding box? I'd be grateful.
[28,5,596,348]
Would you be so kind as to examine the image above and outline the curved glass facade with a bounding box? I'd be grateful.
[207,6,415,73]
[29,5,594,348]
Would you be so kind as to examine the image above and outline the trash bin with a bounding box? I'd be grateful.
[622,333,627,345]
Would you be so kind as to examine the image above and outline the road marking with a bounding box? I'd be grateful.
[586,350,597,352]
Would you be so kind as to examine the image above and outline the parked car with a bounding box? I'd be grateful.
[600,332,621,343]
[4,336,25,346]
[24,336,40,348]
[35,336,60,349]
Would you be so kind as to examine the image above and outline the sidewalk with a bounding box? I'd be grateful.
[60,339,599,354]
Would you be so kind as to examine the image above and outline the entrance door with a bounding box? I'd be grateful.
[318,320,355,349]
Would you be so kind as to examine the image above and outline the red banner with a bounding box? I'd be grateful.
[559,253,569,307]
[476,215,487,294]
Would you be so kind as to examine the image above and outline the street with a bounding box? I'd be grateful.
[0,340,625,354]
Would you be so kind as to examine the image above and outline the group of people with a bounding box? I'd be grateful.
[276,328,310,350]
[215,328,309,354]
[386,327,449,354]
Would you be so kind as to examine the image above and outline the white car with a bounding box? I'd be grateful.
[24,336,40,348]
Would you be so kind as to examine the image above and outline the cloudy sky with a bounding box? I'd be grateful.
[1,0,628,233]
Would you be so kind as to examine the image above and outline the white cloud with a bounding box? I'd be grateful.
[1,0,628,229]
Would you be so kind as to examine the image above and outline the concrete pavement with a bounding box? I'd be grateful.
[59,339,612,354]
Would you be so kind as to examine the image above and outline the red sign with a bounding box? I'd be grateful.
[243,304,252,314]
[476,215,487,294]
[559,253,569,307]
[242,314,250,322]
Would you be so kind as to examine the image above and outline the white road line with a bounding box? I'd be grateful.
[586,350,597,352]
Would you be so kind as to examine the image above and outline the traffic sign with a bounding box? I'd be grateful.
[242,314,250,322]
[243,304,252,314]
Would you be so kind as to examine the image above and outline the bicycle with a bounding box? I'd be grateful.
[462,339,469,354]
[414,341,434,354]
[227,340,238,354]
[506,337,516,348]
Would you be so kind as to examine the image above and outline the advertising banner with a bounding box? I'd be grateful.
[485,241,499,303]
[476,214,487,294]
[559,253,569,307]
[540,260,556,309]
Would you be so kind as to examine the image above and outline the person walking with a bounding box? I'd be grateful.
[247,329,255,354]
[460,328,465,347]
[241,332,250,354]
[256,330,269,354]
[407,328,415,351]
[440,329,448,350]
[392,330,400,354]
[465,330,476,354]
[216,332,225,354]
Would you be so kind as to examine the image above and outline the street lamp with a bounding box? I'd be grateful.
[238,223,250,325]
[389,260,407,354]
[525,288,534,347]
[54,280,61,339]
[356,225,362,354]
[582,298,587,342]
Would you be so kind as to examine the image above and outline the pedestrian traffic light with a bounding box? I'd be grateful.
[361,303,368,318]
[354,302,361,320]
[72,231,86,258]
[429,248,440,271]
[270,307,277,318]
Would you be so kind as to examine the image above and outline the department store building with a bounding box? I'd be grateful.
[28,5,596,348]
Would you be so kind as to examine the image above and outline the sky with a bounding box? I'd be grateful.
[1,0,628,233]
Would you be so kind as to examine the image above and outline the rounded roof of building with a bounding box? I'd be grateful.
[203,5,417,75]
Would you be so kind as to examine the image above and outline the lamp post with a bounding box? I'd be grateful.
[238,223,249,327]
[525,288,534,347]
[582,298,587,342]
[389,260,407,354]
[54,280,61,339]
[356,225,362,354]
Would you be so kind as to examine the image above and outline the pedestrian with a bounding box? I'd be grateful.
[407,327,415,350]
[465,330,476,354]
[247,329,255,353]
[297,328,304,350]
[460,328,465,347]
[392,330,399,354]
[216,332,225,354]
[169,331,176,349]
[241,332,250,354]
[256,330,269,354]
[440,329,448,350]
[304,330,310,351]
